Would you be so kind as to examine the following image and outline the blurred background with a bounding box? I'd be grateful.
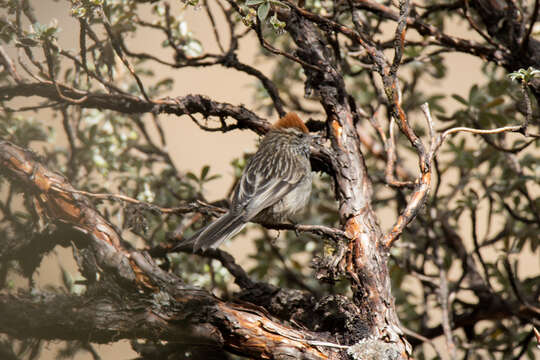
[2,0,537,359]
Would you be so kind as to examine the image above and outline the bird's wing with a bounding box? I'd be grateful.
[233,152,306,220]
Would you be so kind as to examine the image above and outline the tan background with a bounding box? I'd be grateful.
[4,1,535,359]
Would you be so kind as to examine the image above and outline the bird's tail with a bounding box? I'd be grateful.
[186,212,246,252]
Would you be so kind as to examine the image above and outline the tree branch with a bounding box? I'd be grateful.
[0,83,270,134]
[0,140,347,359]
[0,291,343,359]
[280,8,412,357]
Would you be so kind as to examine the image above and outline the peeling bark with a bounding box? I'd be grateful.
[0,140,344,360]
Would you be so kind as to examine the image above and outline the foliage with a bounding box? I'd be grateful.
[0,0,539,359]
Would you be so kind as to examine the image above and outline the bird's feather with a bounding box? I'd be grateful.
[192,212,247,251]
[233,145,307,220]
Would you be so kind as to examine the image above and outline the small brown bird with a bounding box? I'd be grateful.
[184,112,313,252]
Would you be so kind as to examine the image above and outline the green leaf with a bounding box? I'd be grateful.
[269,13,286,32]
[452,94,468,106]
[186,172,198,182]
[201,165,210,180]
[508,67,540,83]
[257,2,270,22]
[245,0,265,5]
[483,97,504,109]
[468,84,481,106]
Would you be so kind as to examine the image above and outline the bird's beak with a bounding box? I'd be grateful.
[310,133,324,144]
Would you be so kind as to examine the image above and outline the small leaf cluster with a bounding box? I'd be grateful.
[244,0,286,32]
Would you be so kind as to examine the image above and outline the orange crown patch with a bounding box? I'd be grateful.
[273,112,309,134]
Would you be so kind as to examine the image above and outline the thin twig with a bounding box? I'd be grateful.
[100,9,152,102]
[390,0,409,76]
[0,46,22,83]
[385,103,533,248]
[263,223,351,242]
[385,117,415,188]
[520,0,539,54]
[520,82,533,132]
[503,258,540,315]
[254,19,324,73]
[218,53,286,116]
[43,43,89,104]
[50,186,226,217]
[463,0,502,49]
[3,101,62,113]
[50,186,347,241]
[401,326,443,358]
[56,44,128,95]
[442,124,523,138]
[204,0,225,53]
[469,195,491,288]
[533,327,540,349]
[435,245,456,358]
[383,103,434,248]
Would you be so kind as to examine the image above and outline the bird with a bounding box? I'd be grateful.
[179,112,314,253]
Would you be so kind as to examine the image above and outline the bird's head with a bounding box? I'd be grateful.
[273,112,323,143]
[271,112,320,156]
